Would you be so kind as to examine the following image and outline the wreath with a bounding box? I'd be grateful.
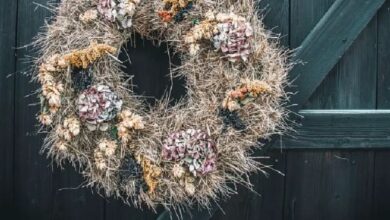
[34,0,291,214]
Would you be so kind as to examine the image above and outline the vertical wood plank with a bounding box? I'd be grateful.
[14,1,55,218]
[373,1,390,219]
[285,0,376,220]
[211,1,289,219]
[304,18,377,109]
[284,151,374,220]
[0,0,17,216]
[51,165,105,220]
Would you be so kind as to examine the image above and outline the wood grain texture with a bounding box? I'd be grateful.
[278,110,390,149]
[290,0,384,109]
[14,1,55,218]
[0,0,17,217]
[284,0,377,220]
[284,151,374,220]
[51,165,105,220]
[373,2,390,219]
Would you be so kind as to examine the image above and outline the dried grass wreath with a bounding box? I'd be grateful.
[34,0,292,214]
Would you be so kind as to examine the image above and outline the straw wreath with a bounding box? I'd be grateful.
[33,0,292,215]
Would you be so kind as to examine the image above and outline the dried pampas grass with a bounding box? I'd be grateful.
[33,0,292,216]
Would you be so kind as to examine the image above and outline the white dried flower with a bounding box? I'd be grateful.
[80,9,98,23]
[172,164,185,178]
[98,0,140,29]
[55,141,68,152]
[38,113,53,126]
[184,181,195,195]
[117,110,145,144]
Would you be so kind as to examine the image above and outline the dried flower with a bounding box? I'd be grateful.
[162,129,217,176]
[98,0,140,29]
[42,82,64,113]
[172,163,185,178]
[222,80,273,111]
[118,155,148,192]
[212,13,253,62]
[117,110,145,144]
[77,85,123,129]
[184,12,253,61]
[158,0,193,22]
[94,150,107,170]
[184,19,217,55]
[218,107,246,131]
[38,113,53,126]
[137,155,162,194]
[56,116,81,141]
[184,180,195,195]
[55,141,68,152]
[80,9,98,23]
[94,138,118,171]
[63,43,117,69]
[98,138,117,157]
[178,175,196,195]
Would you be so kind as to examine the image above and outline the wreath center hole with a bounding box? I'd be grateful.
[119,36,186,106]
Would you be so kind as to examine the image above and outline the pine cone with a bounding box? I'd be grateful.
[77,85,123,126]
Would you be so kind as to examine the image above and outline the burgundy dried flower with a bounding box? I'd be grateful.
[77,85,122,126]
[213,15,253,62]
[162,129,217,176]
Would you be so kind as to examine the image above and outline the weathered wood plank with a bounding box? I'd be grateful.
[278,110,390,149]
[304,17,378,109]
[284,151,374,220]
[284,1,377,220]
[51,165,105,220]
[14,0,55,218]
[373,2,390,219]
[0,0,17,216]
[290,0,384,109]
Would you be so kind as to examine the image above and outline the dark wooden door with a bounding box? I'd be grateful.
[1,0,390,220]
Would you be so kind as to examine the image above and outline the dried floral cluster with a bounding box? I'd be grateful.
[222,80,274,111]
[117,110,145,145]
[94,138,118,170]
[80,9,99,23]
[63,43,117,69]
[77,85,123,131]
[158,0,193,22]
[118,155,148,193]
[212,13,253,62]
[37,54,67,125]
[162,129,217,176]
[137,155,162,195]
[185,11,253,62]
[54,116,81,152]
[34,0,291,215]
[98,0,141,28]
